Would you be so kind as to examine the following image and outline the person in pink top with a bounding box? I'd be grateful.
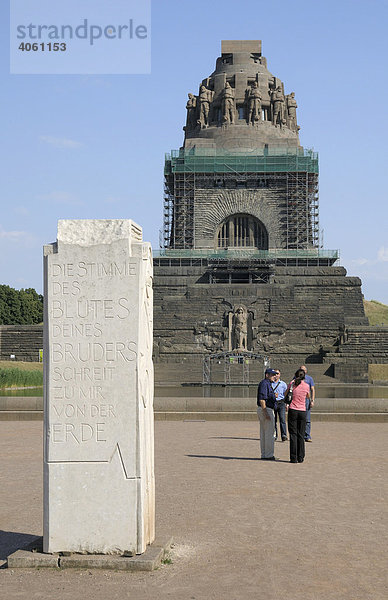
[285,369,310,463]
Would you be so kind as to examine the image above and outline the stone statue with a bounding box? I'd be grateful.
[247,81,262,124]
[338,324,349,345]
[221,82,235,124]
[286,92,298,132]
[271,86,285,127]
[186,93,197,130]
[228,305,248,351]
[198,85,213,128]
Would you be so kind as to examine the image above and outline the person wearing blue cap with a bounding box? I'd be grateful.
[257,368,278,460]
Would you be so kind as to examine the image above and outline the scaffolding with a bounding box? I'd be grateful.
[203,351,270,385]
[153,249,338,269]
[163,148,320,251]
[285,170,319,248]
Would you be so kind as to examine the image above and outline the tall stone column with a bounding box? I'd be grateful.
[43,220,154,555]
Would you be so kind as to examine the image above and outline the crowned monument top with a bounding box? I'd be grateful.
[183,40,301,153]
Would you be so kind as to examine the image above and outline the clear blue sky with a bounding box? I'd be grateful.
[1,0,388,302]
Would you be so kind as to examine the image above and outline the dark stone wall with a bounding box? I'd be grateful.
[153,263,377,383]
[0,325,43,362]
[1,273,386,384]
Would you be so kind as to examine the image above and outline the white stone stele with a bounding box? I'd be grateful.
[43,220,154,555]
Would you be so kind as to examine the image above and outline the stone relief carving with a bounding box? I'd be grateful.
[255,329,287,352]
[247,81,262,125]
[192,299,296,354]
[271,86,285,127]
[185,93,197,130]
[194,323,225,352]
[203,331,224,352]
[221,82,235,124]
[198,85,214,128]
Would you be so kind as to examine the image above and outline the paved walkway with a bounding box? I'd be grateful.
[1,421,387,600]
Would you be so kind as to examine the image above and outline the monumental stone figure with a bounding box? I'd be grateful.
[43,219,154,555]
[286,92,298,132]
[247,81,262,124]
[186,93,197,130]
[271,86,285,127]
[221,82,235,124]
[198,85,213,128]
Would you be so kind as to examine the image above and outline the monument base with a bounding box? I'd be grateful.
[7,536,173,571]
[153,258,388,384]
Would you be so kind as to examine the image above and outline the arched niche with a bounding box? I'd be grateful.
[216,213,268,249]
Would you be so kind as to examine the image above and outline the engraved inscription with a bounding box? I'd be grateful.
[51,341,137,362]
[53,386,105,400]
[51,422,107,444]
[52,403,116,418]
[51,298,131,320]
[51,261,137,278]
[52,323,103,337]
[47,246,140,455]
[52,366,116,381]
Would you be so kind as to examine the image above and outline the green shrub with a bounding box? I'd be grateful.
[0,285,43,325]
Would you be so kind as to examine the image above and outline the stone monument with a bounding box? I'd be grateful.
[153,40,377,384]
[43,219,154,555]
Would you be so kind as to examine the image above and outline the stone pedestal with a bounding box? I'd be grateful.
[43,220,154,555]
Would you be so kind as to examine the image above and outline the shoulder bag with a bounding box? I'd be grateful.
[285,383,294,405]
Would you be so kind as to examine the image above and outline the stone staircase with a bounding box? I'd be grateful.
[335,327,388,358]
[0,326,43,362]
[323,326,388,382]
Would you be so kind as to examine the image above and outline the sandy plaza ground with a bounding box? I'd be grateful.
[0,420,387,600]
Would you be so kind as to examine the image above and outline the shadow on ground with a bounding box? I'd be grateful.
[186,454,289,462]
[209,436,259,441]
[0,531,41,561]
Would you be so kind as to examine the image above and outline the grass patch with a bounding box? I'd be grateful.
[364,299,388,326]
[369,364,388,382]
[0,360,43,371]
[0,361,43,388]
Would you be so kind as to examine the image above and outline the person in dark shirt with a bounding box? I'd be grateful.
[257,368,278,460]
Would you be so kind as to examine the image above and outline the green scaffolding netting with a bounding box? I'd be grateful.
[165,148,319,175]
